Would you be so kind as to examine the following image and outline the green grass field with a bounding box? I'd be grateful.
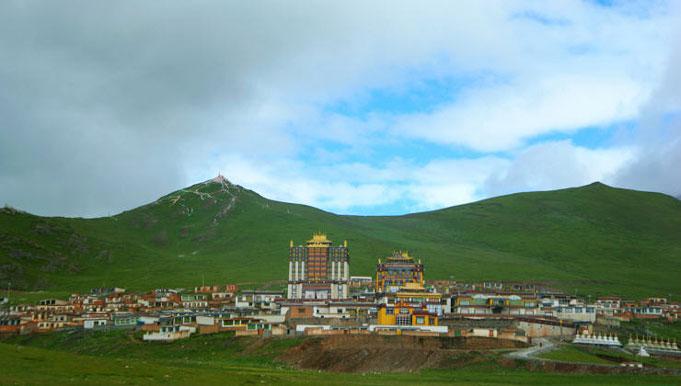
[3,331,681,385]
[2,180,681,299]
[538,344,615,365]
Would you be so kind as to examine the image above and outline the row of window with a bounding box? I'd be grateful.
[396,316,410,325]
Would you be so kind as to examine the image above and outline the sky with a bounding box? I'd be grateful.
[1,0,680,217]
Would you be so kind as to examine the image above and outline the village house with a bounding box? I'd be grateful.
[515,317,575,338]
[0,315,22,335]
[180,293,209,309]
[195,284,238,298]
[235,290,283,312]
[310,303,351,319]
[36,299,74,314]
[90,287,126,297]
[142,317,193,342]
[450,293,541,317]
[595,296,622,316]
[193,285,237,308]
[83,318,108,330]
[139,289,181,310]
[548,305,597,322]
[112,312,138,329]
[622,302,664,319]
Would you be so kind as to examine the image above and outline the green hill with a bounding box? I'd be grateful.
[2,177,681,298]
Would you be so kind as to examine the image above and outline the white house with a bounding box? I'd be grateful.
[84,319,108,329]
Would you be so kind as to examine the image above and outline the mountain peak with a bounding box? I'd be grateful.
[209,174,230,184]
[580,181,613,190]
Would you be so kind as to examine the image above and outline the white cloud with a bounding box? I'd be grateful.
[614,136,681,195]
[404,157,511,210]
[197,142,636,215]
[484,140,636,196]
[195,154,508,213]
[609,18,681,198]
[1,1,680,216]
[188,0,680,209]
[407,184,478,211]
[394,75,648,152]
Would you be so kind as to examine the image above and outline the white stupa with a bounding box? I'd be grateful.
[637,346,650,357]
[573,331,622,347]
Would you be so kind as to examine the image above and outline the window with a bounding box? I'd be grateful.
[386,308,394,315]
[396,315,410,326]
[415,317,425,325]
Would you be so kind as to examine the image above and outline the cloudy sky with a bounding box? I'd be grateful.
[1,0,680,217]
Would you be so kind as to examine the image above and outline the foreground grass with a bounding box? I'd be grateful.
[540,343,681,370]
[3,331,681,385]
[3,329,302,369]
[4,343,681,386]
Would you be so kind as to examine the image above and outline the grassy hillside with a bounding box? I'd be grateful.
[2,177,681,298]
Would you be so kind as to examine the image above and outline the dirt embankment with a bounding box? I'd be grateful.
[281,335,526,373]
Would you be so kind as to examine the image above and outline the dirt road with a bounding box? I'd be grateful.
[507,337,556,359]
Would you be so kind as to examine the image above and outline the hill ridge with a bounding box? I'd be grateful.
[2,179,681,298]
[2,178,678,219]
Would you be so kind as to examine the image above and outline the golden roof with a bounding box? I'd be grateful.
[306,232,332,246]
[384,250,415,262]
[402,282,424,290]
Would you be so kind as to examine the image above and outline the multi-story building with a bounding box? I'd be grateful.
[375,253,442,327]
[375,251,424,293]
[595,296,622,316]
[394,282,443,315]
[180,293,209,309]
[550,305,597,322]
[235,290,283,312]
[451,293,540,316]
[377,301,439,327]
[622,303,664,319]
[287,233,350,300]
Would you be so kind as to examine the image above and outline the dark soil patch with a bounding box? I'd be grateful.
[280,335,525,373]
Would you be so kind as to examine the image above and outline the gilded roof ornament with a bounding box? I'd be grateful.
[306,232,332,246]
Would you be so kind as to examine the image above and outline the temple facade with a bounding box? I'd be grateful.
[375,251,424,293]
[287,233,350,300]
[375,255,442,326]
